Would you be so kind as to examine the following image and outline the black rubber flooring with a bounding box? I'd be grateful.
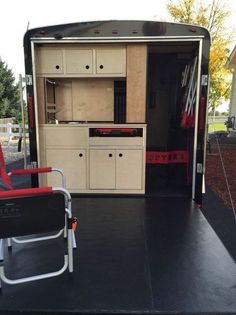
[0,196,236,314]
[202,186,236,262]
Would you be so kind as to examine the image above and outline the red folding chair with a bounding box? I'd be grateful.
[0,144,77,288]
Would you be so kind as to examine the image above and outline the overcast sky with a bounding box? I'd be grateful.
[0,0,236,79]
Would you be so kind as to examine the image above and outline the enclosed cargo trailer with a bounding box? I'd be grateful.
[2,21,236,314]
[23,20,210,204]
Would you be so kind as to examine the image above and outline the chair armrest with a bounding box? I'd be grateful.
[10,167,52,176]
[9,167,66,189]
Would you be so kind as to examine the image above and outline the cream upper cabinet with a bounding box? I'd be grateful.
[36,48,64,75]
[65,49,93,74]
[96,48,126,75]
[35,46,126,77]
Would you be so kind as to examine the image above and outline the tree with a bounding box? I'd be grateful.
[0,58,21,122]
[166,0,234,112]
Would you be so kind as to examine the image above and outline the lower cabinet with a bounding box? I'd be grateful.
[46,148,86,191]
[89,149,143,190]
[39,124,146,194]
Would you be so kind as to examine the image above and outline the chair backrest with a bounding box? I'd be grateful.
[0,193,66,238]
[0,144,13,189]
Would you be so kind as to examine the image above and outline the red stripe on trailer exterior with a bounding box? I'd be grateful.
[28,94,34,129]
[199,96,206,131]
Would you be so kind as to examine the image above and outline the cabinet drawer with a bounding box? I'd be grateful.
[45,127,87,147]
[89,137,144,146]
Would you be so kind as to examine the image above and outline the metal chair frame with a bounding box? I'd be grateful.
[0,145,76,288]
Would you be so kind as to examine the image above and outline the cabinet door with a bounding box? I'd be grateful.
[65,49,93,74]
[116,150,143,189]
[46,149,86,190]
[96,48,126,75]
[89,149,115,189]
[36,49,64,74]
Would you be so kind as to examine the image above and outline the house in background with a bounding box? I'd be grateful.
[227,45,236,136]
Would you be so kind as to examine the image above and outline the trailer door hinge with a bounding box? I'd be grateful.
[197,163,203,173]
[201,75,208,86]
[27,161,38,169]
[26,75,33,86]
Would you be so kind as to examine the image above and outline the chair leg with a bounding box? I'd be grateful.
[72,231,77,249]
[64,214,67,239]
[67,229,73,273]
[7,238,12,250]
[0,255,69,286]
[0,240,3,261]
[0,239,4,290]
[12,230,63,245]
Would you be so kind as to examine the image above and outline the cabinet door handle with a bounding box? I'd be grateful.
[109,153,113,157]
[85,65,90,69]
[55,65,60,70]
[119,153,123,157]
[99,65,104,69]
[79,153,83,157]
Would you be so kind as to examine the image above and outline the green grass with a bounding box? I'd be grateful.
[208,122,226,133]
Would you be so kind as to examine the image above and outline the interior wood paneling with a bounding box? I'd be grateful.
[55,80,73,121]
[126,44,147,123]
[72,79,114,122]
[36,77,46,124]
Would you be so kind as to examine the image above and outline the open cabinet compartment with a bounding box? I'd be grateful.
[40,77,126,124]
[146,42,200,197]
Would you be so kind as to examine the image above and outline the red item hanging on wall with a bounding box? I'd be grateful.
[180,57,197,129]
[181,109,189,129]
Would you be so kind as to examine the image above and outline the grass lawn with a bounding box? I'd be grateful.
[208,122,226,133]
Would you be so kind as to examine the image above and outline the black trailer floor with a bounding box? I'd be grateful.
[0,196,236,314]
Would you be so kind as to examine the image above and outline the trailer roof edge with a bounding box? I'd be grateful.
[24,20,211,46]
